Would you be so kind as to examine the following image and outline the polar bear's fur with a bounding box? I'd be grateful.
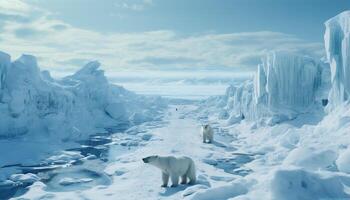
[201,124,214,143]
[142,155,196,187]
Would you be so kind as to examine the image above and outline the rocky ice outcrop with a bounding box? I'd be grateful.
[325,11,350,110]
[0,51,166,140]
[204,51,330,124]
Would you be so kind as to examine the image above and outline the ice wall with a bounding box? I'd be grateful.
[325,11,350,109]
[0,51,166,140]
[257,52,321,111]
[211,52,328,123]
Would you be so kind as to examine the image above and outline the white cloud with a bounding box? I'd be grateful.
[0,0,32,16]
[114,0,153,11]
[0,0,324,78]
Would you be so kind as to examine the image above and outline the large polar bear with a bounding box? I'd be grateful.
[142,155,196,187]
[201,124,214,143]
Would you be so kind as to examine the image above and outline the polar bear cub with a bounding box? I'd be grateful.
[202,124,214,143]
[142,155,196,187]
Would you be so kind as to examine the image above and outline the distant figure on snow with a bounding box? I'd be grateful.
[142,155,196,187]
[201,124,214,143]
[176,108,178,111]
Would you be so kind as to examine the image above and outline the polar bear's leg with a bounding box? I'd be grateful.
[161,172,169,187]
[208,133,213,143]
[170,174,179,187]
[203,133,207,143]
[187,161,196,185]
[180,175,187,184]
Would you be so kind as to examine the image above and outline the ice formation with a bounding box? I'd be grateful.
[203,51,330,124]
[325,11,350,110]
[0,51,166,140]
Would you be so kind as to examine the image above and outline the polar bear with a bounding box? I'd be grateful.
[201,124,214,143]
[142,155,196,187]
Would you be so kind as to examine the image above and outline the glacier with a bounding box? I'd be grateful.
[0,52,166,141]
[200,51,330,125]
[325,11,350,110]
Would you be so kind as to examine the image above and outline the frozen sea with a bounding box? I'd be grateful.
[109,70,251,100]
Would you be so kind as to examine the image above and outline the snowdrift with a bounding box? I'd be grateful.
[0,51,166,141]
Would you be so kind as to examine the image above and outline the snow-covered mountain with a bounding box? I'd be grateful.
[0,52,166,141]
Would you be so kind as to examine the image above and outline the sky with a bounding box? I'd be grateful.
[0,0,349,77]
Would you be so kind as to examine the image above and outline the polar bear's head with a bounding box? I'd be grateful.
[202,124,210,130]
[142,155,159,163]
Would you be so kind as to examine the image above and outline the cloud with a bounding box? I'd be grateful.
[114,0,153,11]
[0,0,32,16]
[235,54,263,69]
[132,56,202,66]
[0,0,324,77]
[57,58,91,66]
[50,24,68,31]
[14,27,45,38]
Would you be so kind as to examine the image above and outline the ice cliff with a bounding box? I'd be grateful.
[201,52,330,125]
[0,52,166,140]
[325,11,350,110]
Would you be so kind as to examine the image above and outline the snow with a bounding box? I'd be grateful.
[336,148,350,173]
[283,147,337,170]
[186,178,251,200]
[271,168,350,200]
[58,177,93,186]
[10,105,242,200]
[9,173,39,184]
[13,103,350,200]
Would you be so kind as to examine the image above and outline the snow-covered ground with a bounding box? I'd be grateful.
[6,105,250,200]
[7,101,350,200]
